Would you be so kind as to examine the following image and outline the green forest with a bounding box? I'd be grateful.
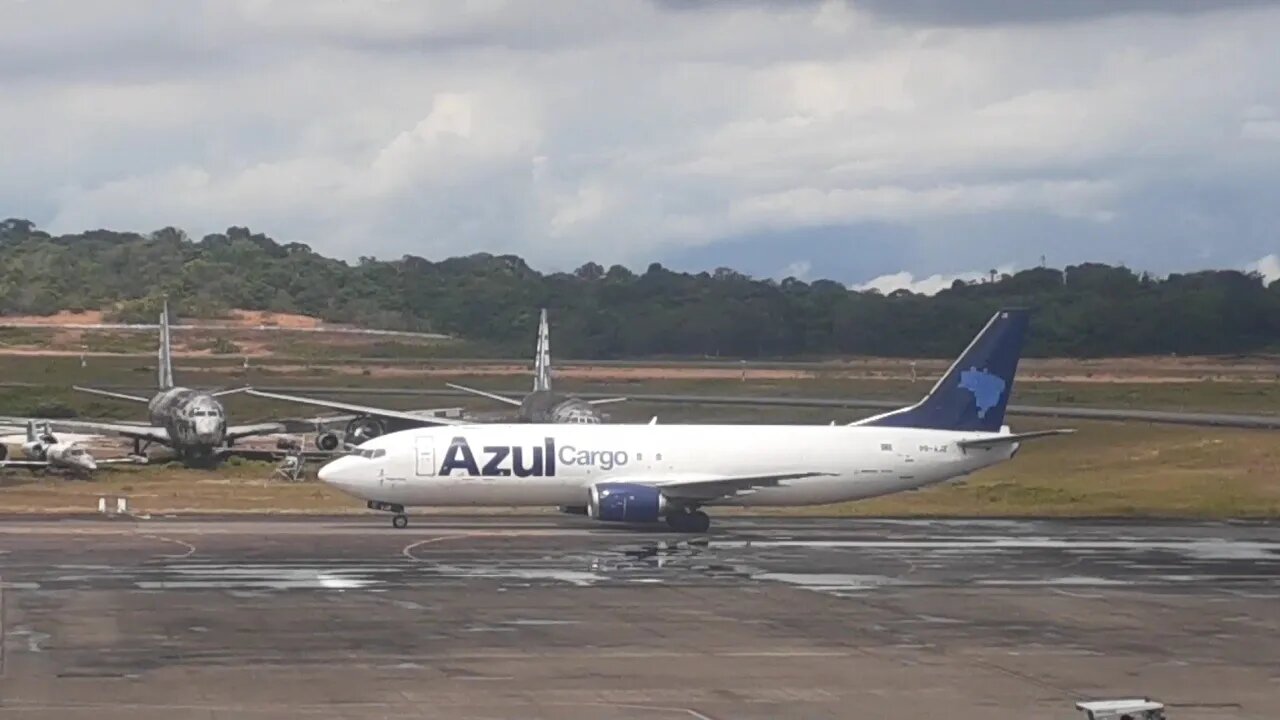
[2,218,1277,359]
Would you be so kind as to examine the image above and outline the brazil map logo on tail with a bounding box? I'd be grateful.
[958,367,1005,419]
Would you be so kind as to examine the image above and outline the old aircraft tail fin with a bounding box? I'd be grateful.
[852,308,1029,432]
[158,300,174,390]
[533,308,552,393]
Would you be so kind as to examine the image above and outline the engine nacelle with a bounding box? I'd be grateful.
[344,417,385,444]
[587,483,667,523]
[315,431,341,452]
[21,441,44,460]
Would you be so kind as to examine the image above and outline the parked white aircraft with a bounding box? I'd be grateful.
[249,308,623,452]
[318,308,1070,531]
[0,421,143,475]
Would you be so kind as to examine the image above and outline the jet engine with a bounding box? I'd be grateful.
[21,440,46,460]
[587,483,667,523]
[314,431,342,452]
[344,417,385,445]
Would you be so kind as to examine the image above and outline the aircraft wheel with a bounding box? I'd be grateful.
[666,510,711,534]
[392,514,409,529]
[688,510,711,533]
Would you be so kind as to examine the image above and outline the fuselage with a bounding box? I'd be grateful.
[148,387,227,449]
[22,440,98,473]
[318,423,1016,509]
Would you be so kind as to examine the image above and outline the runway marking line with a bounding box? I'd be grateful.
[402,534,479,561]
[567,702,719,720]
[140,534,197,559]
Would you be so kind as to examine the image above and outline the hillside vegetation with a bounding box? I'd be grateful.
[3,218,1278,359]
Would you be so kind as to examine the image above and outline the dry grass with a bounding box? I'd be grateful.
[0,461,356,515]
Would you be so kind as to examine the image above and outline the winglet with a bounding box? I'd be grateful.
[854,308,1029,432]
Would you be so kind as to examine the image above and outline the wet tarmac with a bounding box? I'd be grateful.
[1,516,1277,719]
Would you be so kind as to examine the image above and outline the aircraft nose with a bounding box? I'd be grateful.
[318,456,368,497]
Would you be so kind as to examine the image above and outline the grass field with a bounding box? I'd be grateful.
[2,418,1277,518]
[0,339,1276,518]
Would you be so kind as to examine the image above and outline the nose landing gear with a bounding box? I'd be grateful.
[367,500,409,529]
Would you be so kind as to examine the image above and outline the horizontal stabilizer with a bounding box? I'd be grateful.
[956,429,1074,450]
[211,386,252,398]
[445,383,523,407]
[73,386,150,403]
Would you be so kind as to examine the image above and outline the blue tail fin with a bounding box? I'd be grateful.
[857,308,1029,432]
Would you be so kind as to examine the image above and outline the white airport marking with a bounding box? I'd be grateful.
[141,534,196,559]
[710,537,1280,561]
[752,572,904,591]
[582,703,718,720]
[401,534,475,561]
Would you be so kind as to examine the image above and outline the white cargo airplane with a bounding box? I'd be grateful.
[318,308,1071,531]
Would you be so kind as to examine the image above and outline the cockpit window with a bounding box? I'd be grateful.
[348,448,386,459]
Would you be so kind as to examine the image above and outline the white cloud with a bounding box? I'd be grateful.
[2,1,1280,277]
[780,260,813,281]
[856,264,1017,296]
[1247,254,1280,284]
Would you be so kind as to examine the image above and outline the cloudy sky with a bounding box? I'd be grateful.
[3,0,1279,290]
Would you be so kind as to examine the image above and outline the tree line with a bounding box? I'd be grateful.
[2,218,1277,359]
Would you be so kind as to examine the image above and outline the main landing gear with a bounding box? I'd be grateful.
[665,509,711,534]
[367,500,409,529]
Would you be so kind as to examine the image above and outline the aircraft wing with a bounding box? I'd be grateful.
[0,460,50,468]
[654,471,832,502]
[226,422,287,442]
[586,397,627,406]
[72,386,151,403]
[40,420,170,444]
[247,390,472,427]
[98,455,149,465]
[445,383,523,407]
